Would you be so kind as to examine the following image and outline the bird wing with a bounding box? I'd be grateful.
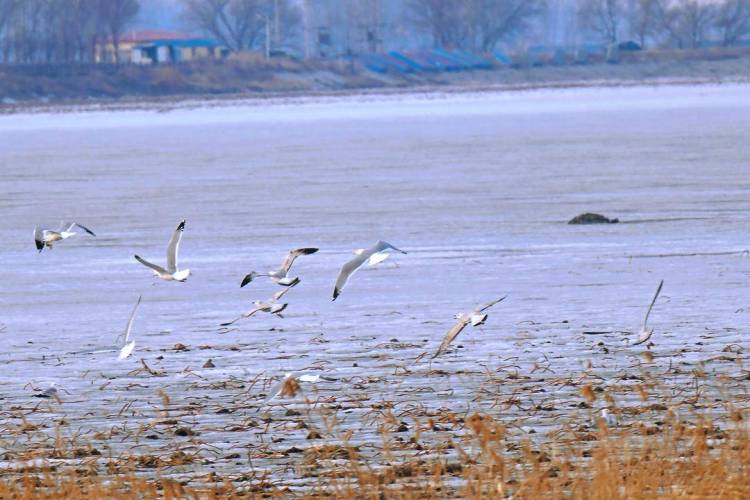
[220,316,244,327]
[474,295,508,313]
[220,304,266,326]
[121,295,142,345]
[375,240,407,254]
[272,282,297,301]
[240,273,256,288]
[433,318,470,358]
[72,222,96,237]
[134,255,168,275]
[280,247,319,273]
[59,221,75,232]
[166,220,185,273]
[34,227,45,251]
[332,252,369,300]
[642,280,664,330]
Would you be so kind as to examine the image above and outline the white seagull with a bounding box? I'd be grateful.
[34,222,96,252]
[116,295,141,360]
[241,247,319,287]
[632,280,664,346]
[134,220,191,282]
[332,240,407,301]
[433,296,507,358]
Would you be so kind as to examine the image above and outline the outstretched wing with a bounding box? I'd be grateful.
[220,306,262,327]
[642,280,664,330]
[272,281,298,301]
[375,240,407,254]
[166,220,185,273]
[72,222,96,237]
[332,252,369,301]
[280,247,318,273]
[135,255,168,275]
[119,295,142,345]
[240,273,256,288]
[433,319,469,358]
[474,295,508,313]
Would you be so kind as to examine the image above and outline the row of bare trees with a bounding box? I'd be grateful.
[180,0,300,53]
[177,0,543,54]
[0,0,139,63]
[1,0,749,65]
[579,0,750,49]
[406,0,544,51]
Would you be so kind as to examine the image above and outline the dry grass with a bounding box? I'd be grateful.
[1,368,748,499]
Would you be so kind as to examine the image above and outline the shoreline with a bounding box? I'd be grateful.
[1,73,747,117]
[3,49,750,115]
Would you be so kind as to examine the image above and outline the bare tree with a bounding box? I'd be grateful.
[268,0,301,53]
[716,0,750,46]
[406,0,467,49]
[578,0,625,43]
[672,0,717,48]
[0,0,19,62]
[97,0,140,63]
[182,0,266,52]
[467,0,543,52]
[626,0,661,47]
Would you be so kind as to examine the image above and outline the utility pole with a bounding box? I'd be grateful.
[265,12,271,58]
[303,0,312,59]
[274,0,280,51]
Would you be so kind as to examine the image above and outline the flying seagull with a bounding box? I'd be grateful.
[332,240,407,301]
[433,296,507,358]
[632,280,664,346]
[34,222,96,252]
[241,247,319,287]
[220,301,288,327]
[134,220,191,282]
[220,282,296,327]
[116,295,141,360]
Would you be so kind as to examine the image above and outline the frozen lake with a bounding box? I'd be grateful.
[1,83,749,487]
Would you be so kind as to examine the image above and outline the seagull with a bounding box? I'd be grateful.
[134,220,191,282]
[332,241,407,301]
[34,222,96,252]
[115,295,141,360]
[241,247,318,287]
[433,296,507,358]
[33,382,60,399]
[632,280,664,346]
[220,283,296,327]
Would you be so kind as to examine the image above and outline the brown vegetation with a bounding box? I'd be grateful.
[1,343,748,498]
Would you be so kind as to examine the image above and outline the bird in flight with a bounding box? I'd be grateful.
[241,247,319,287]
[34,222,96,252]
[134,220,191,282]
[116,295,142,360]
[632,280,664,346]
[332,240,407,301]
[433,296,507,358]
[221,282,296,327]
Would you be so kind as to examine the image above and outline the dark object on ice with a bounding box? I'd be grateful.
[568,213,619,225]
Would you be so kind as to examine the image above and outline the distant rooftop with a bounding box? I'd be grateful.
[120,30,197,44]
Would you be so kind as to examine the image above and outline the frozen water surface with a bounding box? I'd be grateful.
[0,84,749,487]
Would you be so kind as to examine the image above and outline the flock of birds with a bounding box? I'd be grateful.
[32,219,520,363]
[33,218,664,366]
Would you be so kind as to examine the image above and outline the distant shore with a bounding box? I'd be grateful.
[2,49,750,114]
